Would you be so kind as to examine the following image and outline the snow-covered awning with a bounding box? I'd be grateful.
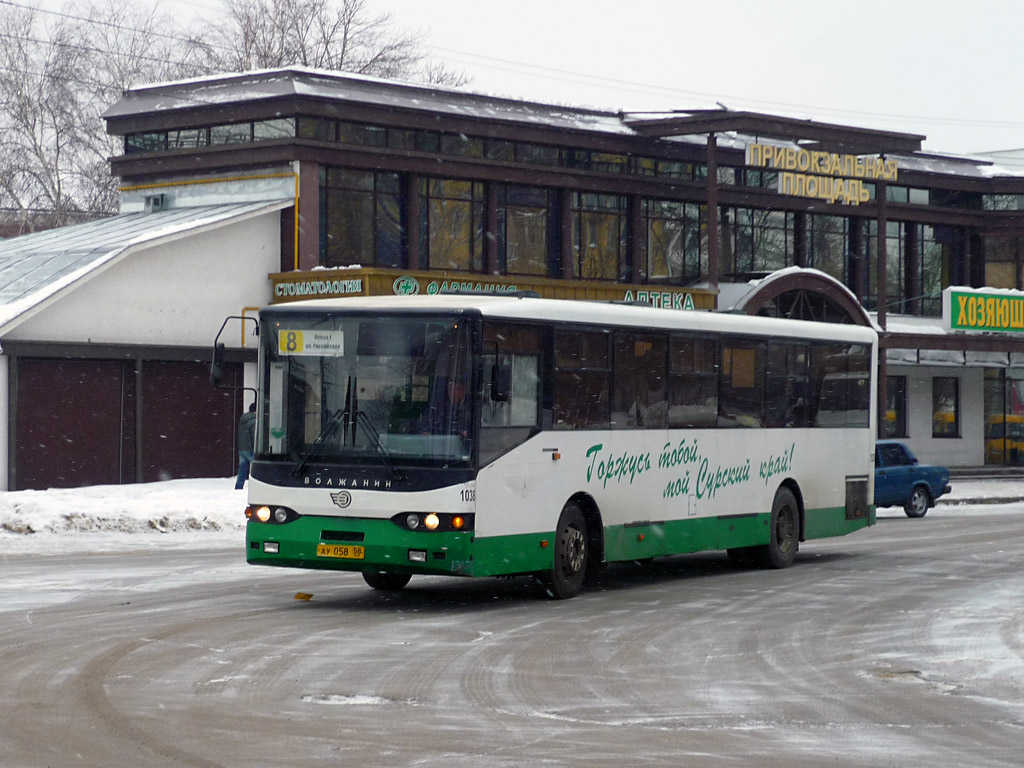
[878,312,1024,365]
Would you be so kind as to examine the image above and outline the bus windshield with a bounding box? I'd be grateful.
[260,313,474,467]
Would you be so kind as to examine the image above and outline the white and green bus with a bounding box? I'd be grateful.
[244,294,876,598]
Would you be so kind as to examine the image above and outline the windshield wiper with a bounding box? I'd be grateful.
[356,411,404,482]
[290,406,349,477]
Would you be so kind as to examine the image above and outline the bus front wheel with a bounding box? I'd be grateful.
[542,502,588,599]
[362,570,412,591]
[756,487,799,569]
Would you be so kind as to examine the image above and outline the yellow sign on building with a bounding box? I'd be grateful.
[270,268,714,310]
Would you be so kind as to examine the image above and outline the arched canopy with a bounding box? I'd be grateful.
[732,269,873,327]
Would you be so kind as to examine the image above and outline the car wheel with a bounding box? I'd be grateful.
[755,486,799,569]
[541,502,588,599]
[904,486,931,518]
[362,570,412,591]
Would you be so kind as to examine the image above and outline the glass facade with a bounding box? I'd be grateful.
[320,169,404,268]
[497,185,556,277]
[421,179,485,272]
[572,193,628,281]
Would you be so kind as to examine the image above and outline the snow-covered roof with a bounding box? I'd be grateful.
[0,200,291,335]
[101,67,1024,181]
[102,66,632,137]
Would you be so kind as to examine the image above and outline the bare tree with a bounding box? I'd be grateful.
[0,1,203,231]
[199,0,467,85]
[0,0,466,234]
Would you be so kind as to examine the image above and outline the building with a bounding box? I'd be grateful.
[4,66,1024,489]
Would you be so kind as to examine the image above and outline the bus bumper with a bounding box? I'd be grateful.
[246,516,476,576]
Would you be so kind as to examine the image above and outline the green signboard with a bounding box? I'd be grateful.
[945,288,1024,333]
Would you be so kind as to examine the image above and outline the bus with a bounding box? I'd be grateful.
[242,294,876,598]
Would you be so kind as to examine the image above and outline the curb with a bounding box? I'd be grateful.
[938,497,1024,506]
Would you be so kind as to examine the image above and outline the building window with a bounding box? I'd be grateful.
[917,224,945,316]
[720,207,794,277]
[167,129,208,150]
[497,185,556,276]
[593,152,628,173]
[572,193,628,281]
[984,234,1019,290]
[867,220,906,313]
[337,121,387,146]
[657,160,702,180]
[867,221,948,316]
[321,168,404,268]
[515,143,559,166]
[643,200,703,284]
[885,375,907,437]
[932,377,960,438]
[126,132,166,153]
[297,117,335,141]
[210,123,252,145]
[253,118,295,141]
[421,178,485,272]
[484,139,514,161]
[440,134,484,158]
[983,194,1024,211]
[807,214,850,285]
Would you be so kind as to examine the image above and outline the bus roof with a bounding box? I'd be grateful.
[263,295,877,344]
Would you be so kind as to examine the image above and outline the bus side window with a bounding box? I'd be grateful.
[766,343,809,428]
[612,331,667,429]
[810,342,870,427]
[719,339,765,428]
[668,336,717,428]
[553,328,609,430]
[480,322,543,463]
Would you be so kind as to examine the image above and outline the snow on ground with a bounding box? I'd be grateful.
[0,475,1021,555]
[0,477,246,554]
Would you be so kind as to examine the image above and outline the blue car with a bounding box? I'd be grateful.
[875,440,951,518]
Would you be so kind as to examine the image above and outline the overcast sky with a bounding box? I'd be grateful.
[29,0,1024,156]
[359,0,1024,157]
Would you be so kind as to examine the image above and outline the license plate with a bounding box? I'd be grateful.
[316,543,365,560]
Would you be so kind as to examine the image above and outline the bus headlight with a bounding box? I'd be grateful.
[392,512,475,532]
[256,506,272,523]
[273,507,289,524]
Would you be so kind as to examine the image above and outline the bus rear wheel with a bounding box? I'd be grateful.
[756,486,799,569]
[542,502,588,599]
[362,570,412,591]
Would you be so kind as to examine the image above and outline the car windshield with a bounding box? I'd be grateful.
[259,312,474,467]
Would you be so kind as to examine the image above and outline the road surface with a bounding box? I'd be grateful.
[1,506,1022,767]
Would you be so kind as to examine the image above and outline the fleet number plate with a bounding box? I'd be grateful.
[316,543,365,559]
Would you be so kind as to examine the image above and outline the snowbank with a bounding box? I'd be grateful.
[0,478,246,554]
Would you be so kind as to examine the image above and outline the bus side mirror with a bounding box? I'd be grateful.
[210,342,225,386]
[491,363,512,402]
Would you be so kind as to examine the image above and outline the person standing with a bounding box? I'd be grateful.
[235,402,257,489]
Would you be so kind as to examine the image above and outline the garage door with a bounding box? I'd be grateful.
[140,360,239,482]
[15,359,136,489]
[14,357,243,490]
